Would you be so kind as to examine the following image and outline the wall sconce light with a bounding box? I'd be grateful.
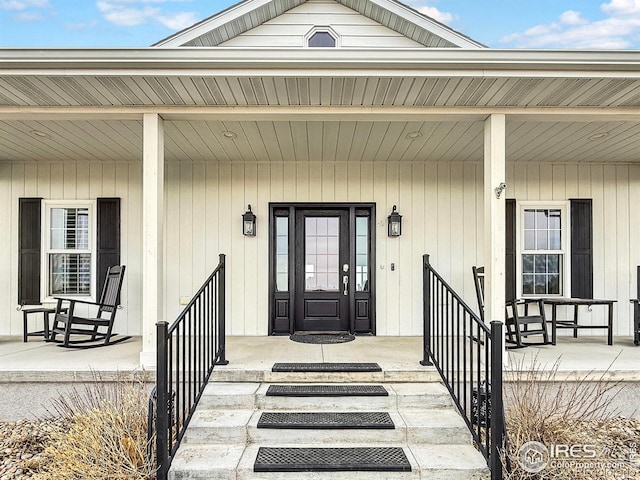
[242,204,256,236]
[388,205,402,237]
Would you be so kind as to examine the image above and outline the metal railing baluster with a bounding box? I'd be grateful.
[152,255,227,480]
[422,254,504,480]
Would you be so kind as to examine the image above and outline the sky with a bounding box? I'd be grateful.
[1,0,640,49]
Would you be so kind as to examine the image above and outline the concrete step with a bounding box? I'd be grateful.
[183,408,470,445]
[208,367,441,383]
[169,443,489,480]
[199,382,454,411]
[170,375,489,480]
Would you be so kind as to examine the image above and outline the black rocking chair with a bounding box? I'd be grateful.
[49,265,128,348]
[472,266,550,348]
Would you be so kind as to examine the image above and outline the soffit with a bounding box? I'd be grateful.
[1,118,639,164]
[2,75,640,108]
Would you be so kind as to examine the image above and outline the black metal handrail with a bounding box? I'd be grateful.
[154,253,228,480]
[421,254,504,480]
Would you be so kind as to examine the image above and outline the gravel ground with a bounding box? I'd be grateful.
[0,381,638,479]
[0,419,69,480]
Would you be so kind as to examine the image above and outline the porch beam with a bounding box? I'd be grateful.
[3,105,640,123]
[141,113,165,367]
[483,114,506,336]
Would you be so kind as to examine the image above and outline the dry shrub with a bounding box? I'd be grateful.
[36,372,156,480]
[503,355,640,479]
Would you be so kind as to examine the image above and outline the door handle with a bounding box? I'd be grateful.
[343,275,349,296]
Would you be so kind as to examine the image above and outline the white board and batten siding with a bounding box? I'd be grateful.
[2,160,640,340]
[219,0,425,48]
[0,162,142,337]
[164,160,640,338]
[507,163,640,338]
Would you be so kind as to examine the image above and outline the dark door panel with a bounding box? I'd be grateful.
[295,209,349,332]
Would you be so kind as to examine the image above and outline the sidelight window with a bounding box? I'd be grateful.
[275,216,289,291]
[355,217,369,291]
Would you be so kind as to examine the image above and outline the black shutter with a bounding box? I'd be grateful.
[97,198,121,297]
[570,199,593,298]
[18,198,42,305]
[505,198,517,301]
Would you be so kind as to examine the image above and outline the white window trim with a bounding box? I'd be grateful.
[41,200,96,303]
[304,26,341,48]
[516,200,571,298]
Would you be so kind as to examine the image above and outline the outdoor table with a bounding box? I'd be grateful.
[22,307,56,342]
[542,298,616,346]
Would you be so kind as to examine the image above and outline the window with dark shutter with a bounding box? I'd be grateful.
[510,199,593,299]
[97,198,121,298]
[570,199,593,299]
[505,199,516,301]
[18,198,42,305]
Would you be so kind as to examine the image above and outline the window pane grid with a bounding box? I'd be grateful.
[305,217,339,291]
[47,206,92,297]
[50,208,89,250]
[522,254,562,295]
[355,217,368,291]
[523,208,561,251]
[522,207,564,296]
[275,216,289,292]
[49,253,91,295]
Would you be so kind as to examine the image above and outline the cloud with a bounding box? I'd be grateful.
[416,5,454,24]
[96,0,196,30]
[501,1,640,48]
[156,11,198,30]
[97,1,160,26]
[14,10,43,20]
[0,0,48,12]
[558,10,587,26]
[401,1,455,25]
[601,0,640,16]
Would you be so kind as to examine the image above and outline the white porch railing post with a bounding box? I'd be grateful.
[484,114,506,358]
[141,113,165,366]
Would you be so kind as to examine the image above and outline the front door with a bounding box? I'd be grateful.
[294,209,349,332]
[269,203,375,335]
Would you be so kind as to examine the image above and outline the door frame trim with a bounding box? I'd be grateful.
[268,202,376,335]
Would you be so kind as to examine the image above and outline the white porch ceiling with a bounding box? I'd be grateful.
[2,75,640,108]
[1,118,639,164]
[1,49,640,164]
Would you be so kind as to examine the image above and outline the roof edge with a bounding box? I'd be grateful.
[3,48,640,73]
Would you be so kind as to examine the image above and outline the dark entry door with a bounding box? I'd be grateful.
[294,209,350,332]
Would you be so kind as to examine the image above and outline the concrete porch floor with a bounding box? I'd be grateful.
[2,334,639,379]
[1,334,639,420]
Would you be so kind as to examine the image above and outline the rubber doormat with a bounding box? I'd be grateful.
[289,333,355,344]
[254,446,411,472]
[272,363,382,372]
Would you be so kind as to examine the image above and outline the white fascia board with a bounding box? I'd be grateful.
[153,0,274,47]
[363,0,484,48]
[3,48,640,76]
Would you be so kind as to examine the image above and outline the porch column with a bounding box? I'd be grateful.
[483,114,506,337]
[140,113,165,367]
